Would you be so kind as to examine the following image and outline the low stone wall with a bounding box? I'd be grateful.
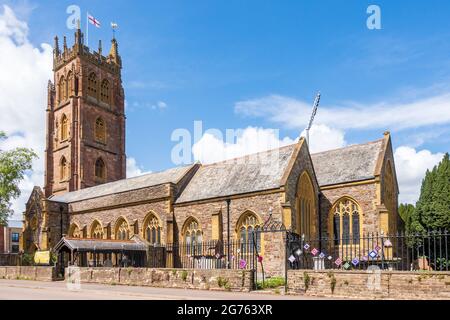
[0,266,56,281]
[288,270,450,299]
[75,267,254,292]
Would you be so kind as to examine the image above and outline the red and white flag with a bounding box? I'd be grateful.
[88,14,101,28]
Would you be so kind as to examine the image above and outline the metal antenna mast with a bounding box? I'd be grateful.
[305,92,321,147]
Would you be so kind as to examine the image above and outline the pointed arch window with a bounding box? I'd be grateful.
[90,221,104,239]
[297,171,316,238]
[115,218,129,240]
[100,79,110,104]
[144,214,161,245]
[237,212,261,254]
[61,114,68,141]
[60,156,68,181]
[95,158,106,182]
[331,198,361,245]
[87,72,97,97]
[69,224,81,238]
[95,117,106,143]
[183,218,202,254]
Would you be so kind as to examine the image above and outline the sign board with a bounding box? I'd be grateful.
[34,251,50,265]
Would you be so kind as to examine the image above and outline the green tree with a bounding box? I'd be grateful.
[413,153,450,231]
[0,131,37,225]
[398,203,415,232]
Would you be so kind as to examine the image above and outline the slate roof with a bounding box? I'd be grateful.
[54,237,148,252]
[50,164,195,203]
[311,139,383,187]
[175,144,297,203]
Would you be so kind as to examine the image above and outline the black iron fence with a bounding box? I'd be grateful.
[0,253,20,266]
[154,239,259,270]
[287,230,450,271]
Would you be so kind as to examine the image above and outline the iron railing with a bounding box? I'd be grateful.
[160,239,259,270]
[287,230,450,271]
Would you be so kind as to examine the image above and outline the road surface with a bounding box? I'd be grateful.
[0,279,331,300]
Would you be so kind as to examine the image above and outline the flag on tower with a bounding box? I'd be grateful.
[88,14,101,28]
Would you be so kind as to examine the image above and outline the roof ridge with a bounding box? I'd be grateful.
[200,143,297,168]
[311,138,383,156]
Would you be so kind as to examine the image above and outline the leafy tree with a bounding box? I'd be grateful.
[398,203,415,232]
[0,131,37,225]
[413,153,450,231]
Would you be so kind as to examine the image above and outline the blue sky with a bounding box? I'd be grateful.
[1,0,450,215]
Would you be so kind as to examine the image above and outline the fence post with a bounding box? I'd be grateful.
[380,232,385,270]
[284,231,288,294]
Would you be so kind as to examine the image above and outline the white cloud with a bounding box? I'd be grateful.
[192,127,296,164]
[300,124,346,153]
[0,5,52,220]
[394,146,444,204]
[235,93,450,131]
[126,157,147,178]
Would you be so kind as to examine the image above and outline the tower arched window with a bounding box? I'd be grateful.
[87,72,97,98]
[94,117,106,143]
[115,218,129,240]
[59,76,66,102]
[331,198,361,245]
[60,156,68,181]
[60,114,68,141]
[100,79,110,104]
[144,214,161,245]
[95,158,106,182]
[237,211,261,254]
[67,71,73,97]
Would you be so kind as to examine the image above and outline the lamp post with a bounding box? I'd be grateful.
[59,205,64,240]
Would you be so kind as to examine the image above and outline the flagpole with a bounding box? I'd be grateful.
[86,12,89,47]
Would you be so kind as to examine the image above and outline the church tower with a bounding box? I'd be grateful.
[44,28,126,197]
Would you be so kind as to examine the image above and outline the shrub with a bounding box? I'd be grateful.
[181,270,188,282]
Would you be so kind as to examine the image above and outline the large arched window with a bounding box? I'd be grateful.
[297,171,316,238]
[95,158,106,182]
[59,76,66,102]
[331,198,361,245]
[68,223,81,238]
[60,156,68,181]
[61,114,68,141]
[90,220,104,239]
[87,72,97,97]
[94,117,106,143]
[236,211,261,254]
[115,218,129,240]
[143,213,161,245]
[100,79,110,104]
[182,217,202,254]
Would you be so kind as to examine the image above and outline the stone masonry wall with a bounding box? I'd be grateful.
[288,270,450,299]
[0,266,56,281]
[320,183,379,237]
[74,267,254,292]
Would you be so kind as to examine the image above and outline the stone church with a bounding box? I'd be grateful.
[21,28,400,273]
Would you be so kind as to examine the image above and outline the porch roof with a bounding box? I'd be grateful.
[53,237,148,253]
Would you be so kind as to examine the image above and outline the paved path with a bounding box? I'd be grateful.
[0,279,331,300]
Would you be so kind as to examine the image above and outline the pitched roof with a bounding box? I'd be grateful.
[50,164,195,203]
[53,237,148,252]
[311,139,383,187]
[175,144,297,203]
